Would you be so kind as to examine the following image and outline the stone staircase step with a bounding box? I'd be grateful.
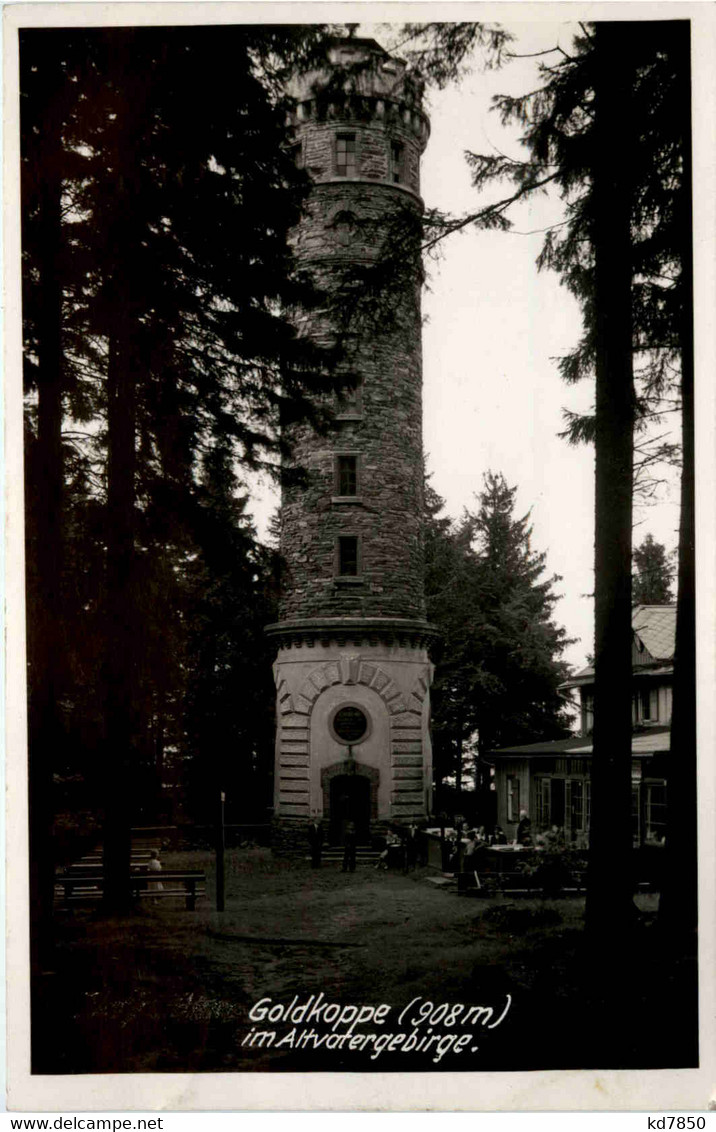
[305,846,382,864]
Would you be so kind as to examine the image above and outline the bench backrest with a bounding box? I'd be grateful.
[59,871,206,884]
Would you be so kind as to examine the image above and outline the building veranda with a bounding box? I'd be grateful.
[487,605,675,850]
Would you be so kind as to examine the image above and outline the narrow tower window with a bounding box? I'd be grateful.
[335,133,357,177]
[391,140,405,183]
[336,454,358,496]
[335,374,363,418]
[337,536,360,576]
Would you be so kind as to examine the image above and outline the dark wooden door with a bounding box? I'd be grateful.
[329,775,370,845]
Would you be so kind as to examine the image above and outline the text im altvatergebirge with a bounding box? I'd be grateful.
[241,993,513,1063]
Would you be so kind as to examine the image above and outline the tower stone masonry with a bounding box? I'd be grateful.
[266,37,438,852]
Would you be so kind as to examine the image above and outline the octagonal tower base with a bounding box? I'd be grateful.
[267,618,436,850]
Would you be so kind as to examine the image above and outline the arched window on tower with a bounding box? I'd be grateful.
[332,210,358,246]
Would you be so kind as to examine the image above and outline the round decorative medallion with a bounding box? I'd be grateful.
[331,704,370,745]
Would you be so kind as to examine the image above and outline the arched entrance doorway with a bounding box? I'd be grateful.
[329,774,371,845]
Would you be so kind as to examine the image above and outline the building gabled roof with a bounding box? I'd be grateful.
[485,725,671,760]
[327,36,391,57]
[563,663,673,688]
[561,604,676,687]
[631,604,676,661]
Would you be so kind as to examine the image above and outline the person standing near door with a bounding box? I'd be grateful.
[308,816,324,868]
[341,813,357,873]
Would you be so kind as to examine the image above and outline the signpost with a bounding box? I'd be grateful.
[455,813,465,877]
[216,790,226,913]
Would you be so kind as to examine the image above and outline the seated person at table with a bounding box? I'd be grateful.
[375,829,402,870]
[491,825,508,845]
[517,811,532,846]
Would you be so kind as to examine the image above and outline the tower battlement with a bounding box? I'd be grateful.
[287,38,429,202]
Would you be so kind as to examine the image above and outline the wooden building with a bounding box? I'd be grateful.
[487,605,675,847]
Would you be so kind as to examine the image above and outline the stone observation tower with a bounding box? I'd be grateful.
[266,36,437,851]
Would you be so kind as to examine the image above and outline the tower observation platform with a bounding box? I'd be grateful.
[266,37,438,851]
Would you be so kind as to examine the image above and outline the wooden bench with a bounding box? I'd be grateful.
[458,874,543,897]
[457,867,588,897]
[55,870,206,910]
[61,859,152,876]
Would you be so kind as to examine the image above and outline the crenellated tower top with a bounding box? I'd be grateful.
[287,37,430,203]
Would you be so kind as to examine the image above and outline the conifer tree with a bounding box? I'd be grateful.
[21,29,93,967]
[467,20,693,942]
[396,19,693,944]
[632,534,675,606]
[21,26,340,917]
[426,473,573,810]
[587,21,636,939]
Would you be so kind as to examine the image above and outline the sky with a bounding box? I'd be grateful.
[251,18,683,672]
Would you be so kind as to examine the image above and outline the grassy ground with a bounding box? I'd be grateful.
[34,847,698,1075]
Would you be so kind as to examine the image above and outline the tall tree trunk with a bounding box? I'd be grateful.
[585,23,636,942]
[155,703,166,817]
[26,74,65,974]
[659,26,696,949]
[99,65,145,910]
[455,735,463,797]
[101,320,137,911]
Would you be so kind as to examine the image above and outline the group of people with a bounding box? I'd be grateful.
[444,824,510,872]
[307,812,563,874]
[306,817,429,873]
[374,823,427,872]
[307,814,363,872]
[308,814,543,874]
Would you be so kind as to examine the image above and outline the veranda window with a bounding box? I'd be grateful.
[645,782,667,842]
[506,776,520,823]
[535,777,551,830]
